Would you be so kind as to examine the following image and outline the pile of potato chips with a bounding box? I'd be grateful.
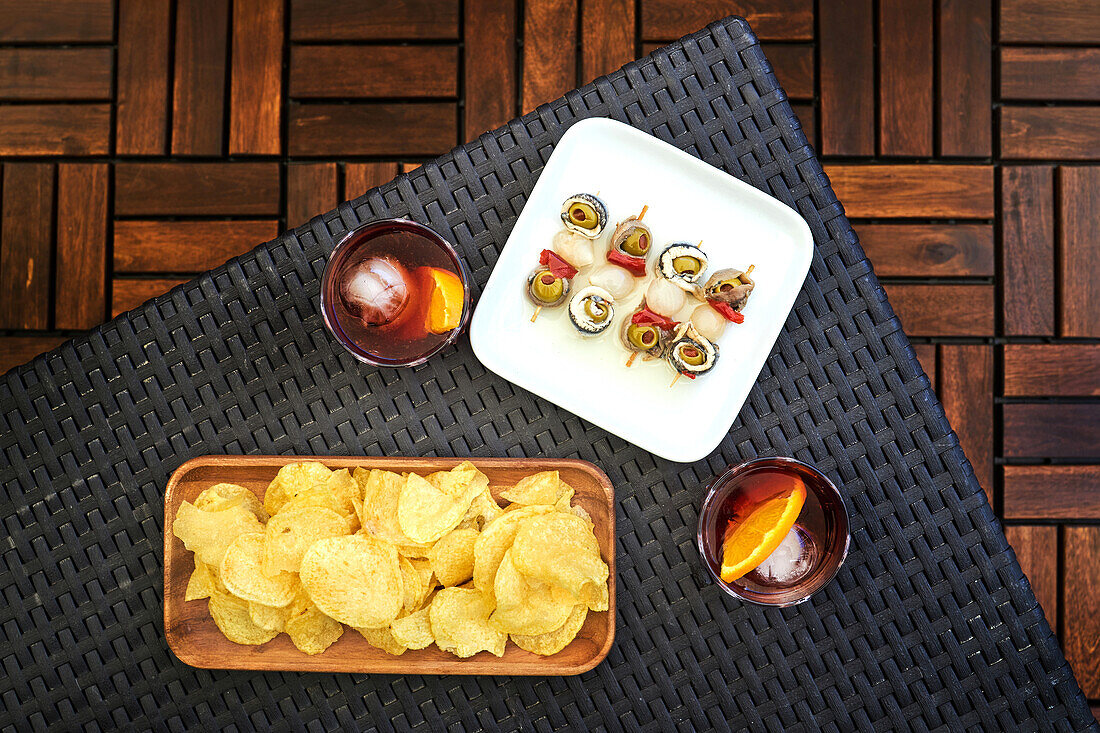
[172,461,609,658]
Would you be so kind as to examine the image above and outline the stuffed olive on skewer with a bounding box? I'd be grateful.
[703,265,755,324]
[621,306,678,367]
[527,193,608,321]
[666,322,719,385]
[568,285,615,337]
[605,206,651,277]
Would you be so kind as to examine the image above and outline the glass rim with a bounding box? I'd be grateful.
[696,456,851,607]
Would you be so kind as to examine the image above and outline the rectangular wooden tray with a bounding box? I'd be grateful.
[164,455,615,675]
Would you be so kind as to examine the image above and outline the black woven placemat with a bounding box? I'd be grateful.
[0,16,1094,732]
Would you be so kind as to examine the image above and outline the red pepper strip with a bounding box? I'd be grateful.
[708,300,745,324]
[539,249,578,279]
[606,249,648,277]
[631,308,679,331]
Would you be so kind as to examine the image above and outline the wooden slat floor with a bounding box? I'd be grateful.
[0,0,1097,717]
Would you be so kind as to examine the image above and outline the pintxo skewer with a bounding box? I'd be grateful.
[527,193,608,322]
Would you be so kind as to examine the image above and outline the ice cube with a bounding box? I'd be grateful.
[753,524,816,585]
[340,257,410,326]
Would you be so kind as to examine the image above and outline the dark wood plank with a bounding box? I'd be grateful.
[1059,166,1100,337]
[114,221,280,273]
[790,102,817,151]
[1004,526,1058,633]
[0,164,53,329]
[856,224,994,276]
[230,0,284,155]
[344,162,401,200]
[1003,404,1100,459]
[1002,166,1055,336]
[1001,107,1100,160]
[1005,466,1100,520]
[1004,345,1100,397]
[1001,48,1100,102]
[1065,526,1100,696]
[939,345,993,495]
[288,103,456,157]
[290,46,458,99]
[1001,0,1100,44]
[640,0,813,41]
[0,104,110,155]
[826,165,995,218]
[939,0,992,157]
[112,277,190,317]
[115,163,281,216]
[465,0,516,140]
[911,343,937,391]
[0,0,113,42]
[522,0,576,113]
[582,0,634,84]
[761,44,813,99]
[116,0,171,155]
[0,337,68,373]
[879,0,933,156]
[820,0,874,156]
[882,284,994,337]
[55,164,108,329]
[0,48,112,100]
[172,0,229,155]
[287,163,338,230]
[290,0,459,40]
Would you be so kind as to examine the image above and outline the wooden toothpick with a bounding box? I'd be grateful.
[530,306,542,323]
[637,204,649,220]
[625,352,637,367]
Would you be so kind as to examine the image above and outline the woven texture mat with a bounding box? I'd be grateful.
[1,16,1094,733]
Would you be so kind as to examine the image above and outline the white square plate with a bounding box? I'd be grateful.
[470,118,813,463]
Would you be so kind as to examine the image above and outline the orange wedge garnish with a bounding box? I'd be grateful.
[424,267,465,334]
[720,478,806,582]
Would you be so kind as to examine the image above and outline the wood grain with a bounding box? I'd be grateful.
[465,0,517,141]
[820,0,874,156]
[1004,466,1100,520]
[522,0,576,113]
[0,104,110,155]
[164,456,615,675]
[290,46,458,99]
[1001,107,1100,160]
[1001,48,1100,102]
[581,0,633,84]
[1004,345,1100,397]
[55,164,108,329]
[763,44,813,100]
[112,277,190,317]
[1059,166,1100,337]
[856,224,994,277]
[0,0,113,42]
[230,0,284,155]
[640,0,813,41]
[1003,404,1100,459]
[826,165,995,218]
[287,163,338,230]
[1001,0,1100,44]
[911,343,937,391]
[0,163,53,329]
[288,103,456,157]
[882,284,994,337]
[1004,526,1058,633]
[114,221,279,273]
[115,163,281,217]
[879,0,933,156]
[0,336,68,374]
[938,0,992,157]
[939,345,993,495]
[0,48,112,100]
[172,0,228,155]
[345,162,401,200]
[289,0,459,40]
[116,0,170,155]
[1001,167,1054,336]
[1064,526,1100,696]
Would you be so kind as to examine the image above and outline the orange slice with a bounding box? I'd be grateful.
[720,479,806,582]
[424,267,464,334]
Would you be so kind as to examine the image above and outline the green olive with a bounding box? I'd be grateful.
[620,228,650,257]
[672,256,702,275]
[584,298,609,323]
[531,272,564,303]
[678,344,705,366]
[626,324,658,350]
[569,202,598,229]
[716,277,742,293]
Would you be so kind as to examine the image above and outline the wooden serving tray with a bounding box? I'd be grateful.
[163,455,616,675]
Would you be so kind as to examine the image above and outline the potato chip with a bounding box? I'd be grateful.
[512,513,608,604]
[322,468,359,516]
[185,560,217,601]
[555,482,577,512]
[500,471,562,506]
[355,468,430,550]
[299,535,403,628]
[410,557,435,592]
[262,505,349,575]
[286,605,344,655]
[429,587,506,658]
[195,483,268,521]
[264,462,333,515]
[489,548,574,635]
[173,501,264,568]
[390,605,434,650]
[208,589,279,645]
[279,488,356,527]
[399,555,427,611]
[220,532,300,607]
[463,489,504,529]
[427,461,489,502]
[355,624,407,656]
[428,527,478,587]
[580,578,610,612]
[248,600,293,632]
[398,472,474,544]
[472,504,554,597]
[511,604,588,656]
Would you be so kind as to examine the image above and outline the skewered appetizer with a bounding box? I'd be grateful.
[702,266,755,324]
[666,322,719,381]
[621,306,678,366]
[606,207,651,277]
[527,193,608,321]
[561,193,608,239]
[569,286,615,337]
[657,243,708,298]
